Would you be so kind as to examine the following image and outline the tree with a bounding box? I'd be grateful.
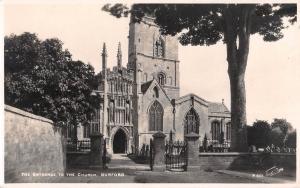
[286,130,296,148]
[247,120,271,148]
[102,4,297,151]
[5,32,100,141]
[270,118,294,147]
[271,118,293,136]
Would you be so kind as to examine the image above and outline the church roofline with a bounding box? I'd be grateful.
[175,93,208,107]
[207,101,231,114]
[141,79,171,101]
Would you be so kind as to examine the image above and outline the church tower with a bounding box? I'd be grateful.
[128,16,180,100]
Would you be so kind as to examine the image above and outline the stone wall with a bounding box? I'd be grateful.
[174,94,209,141]
[5,105,65,183]
[138,81,174,149]
[198,152,296,171]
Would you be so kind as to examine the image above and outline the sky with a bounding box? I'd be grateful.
[4,2,300,129]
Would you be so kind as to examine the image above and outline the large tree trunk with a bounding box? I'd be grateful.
[224,5,254,151]
[229,71,248,151]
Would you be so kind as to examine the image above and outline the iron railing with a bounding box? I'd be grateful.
[200,140,231,152]
[67,140,91,152]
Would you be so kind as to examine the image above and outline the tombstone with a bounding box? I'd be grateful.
[185,132,200,171]
[152,131,166,172]
[89,133,104,168]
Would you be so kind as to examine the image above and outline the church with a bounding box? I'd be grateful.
[74,16,231,155]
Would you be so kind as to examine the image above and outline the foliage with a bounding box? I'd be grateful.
[247,120,271,147]
[103,4,297,44]
[270,118,294,147]
[247,119,295,148]
[286,130,296,148]
[5,32,100,139]
[269,126,286,147]
[271,118,293,135]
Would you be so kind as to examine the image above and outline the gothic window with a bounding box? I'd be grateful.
[154,37,165,57]
[211,121,222,142]
[184,108,200,135]
[158,73,166,86]
[149,101,164,131]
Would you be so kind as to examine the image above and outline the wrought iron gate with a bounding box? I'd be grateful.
[165,140,188,171]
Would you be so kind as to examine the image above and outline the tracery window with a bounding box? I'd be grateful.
[149,101,163,131]
[211,121,222,141]
[184,108,200,135]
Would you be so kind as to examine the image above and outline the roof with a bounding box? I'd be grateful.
[175,93,208,107]
[141,79,171,101]
[208,102,230,114]
[141,80,154,94]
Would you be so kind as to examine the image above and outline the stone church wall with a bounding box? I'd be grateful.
[5,105,65,183]
[174,100,210,142]
[138,86,174,148]
[137,55,180,99]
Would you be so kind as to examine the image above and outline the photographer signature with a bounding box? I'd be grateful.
[265,166,284,177]
[252,166,284,178]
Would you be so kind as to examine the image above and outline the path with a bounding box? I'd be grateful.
[108,154,150,170]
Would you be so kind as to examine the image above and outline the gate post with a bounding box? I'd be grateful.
[89,133,104,168]
[185,132,200,171]
[152,131,166,172]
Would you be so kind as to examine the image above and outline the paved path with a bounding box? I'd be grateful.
[108,154,150,170]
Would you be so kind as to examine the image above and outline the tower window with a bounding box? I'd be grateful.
[154,37,165,58]
[158,73,166,86]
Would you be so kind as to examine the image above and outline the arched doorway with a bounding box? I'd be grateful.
[184,108,200,135]
[113,129,127,153]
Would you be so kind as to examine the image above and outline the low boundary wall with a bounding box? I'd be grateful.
[5,105,66,183]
